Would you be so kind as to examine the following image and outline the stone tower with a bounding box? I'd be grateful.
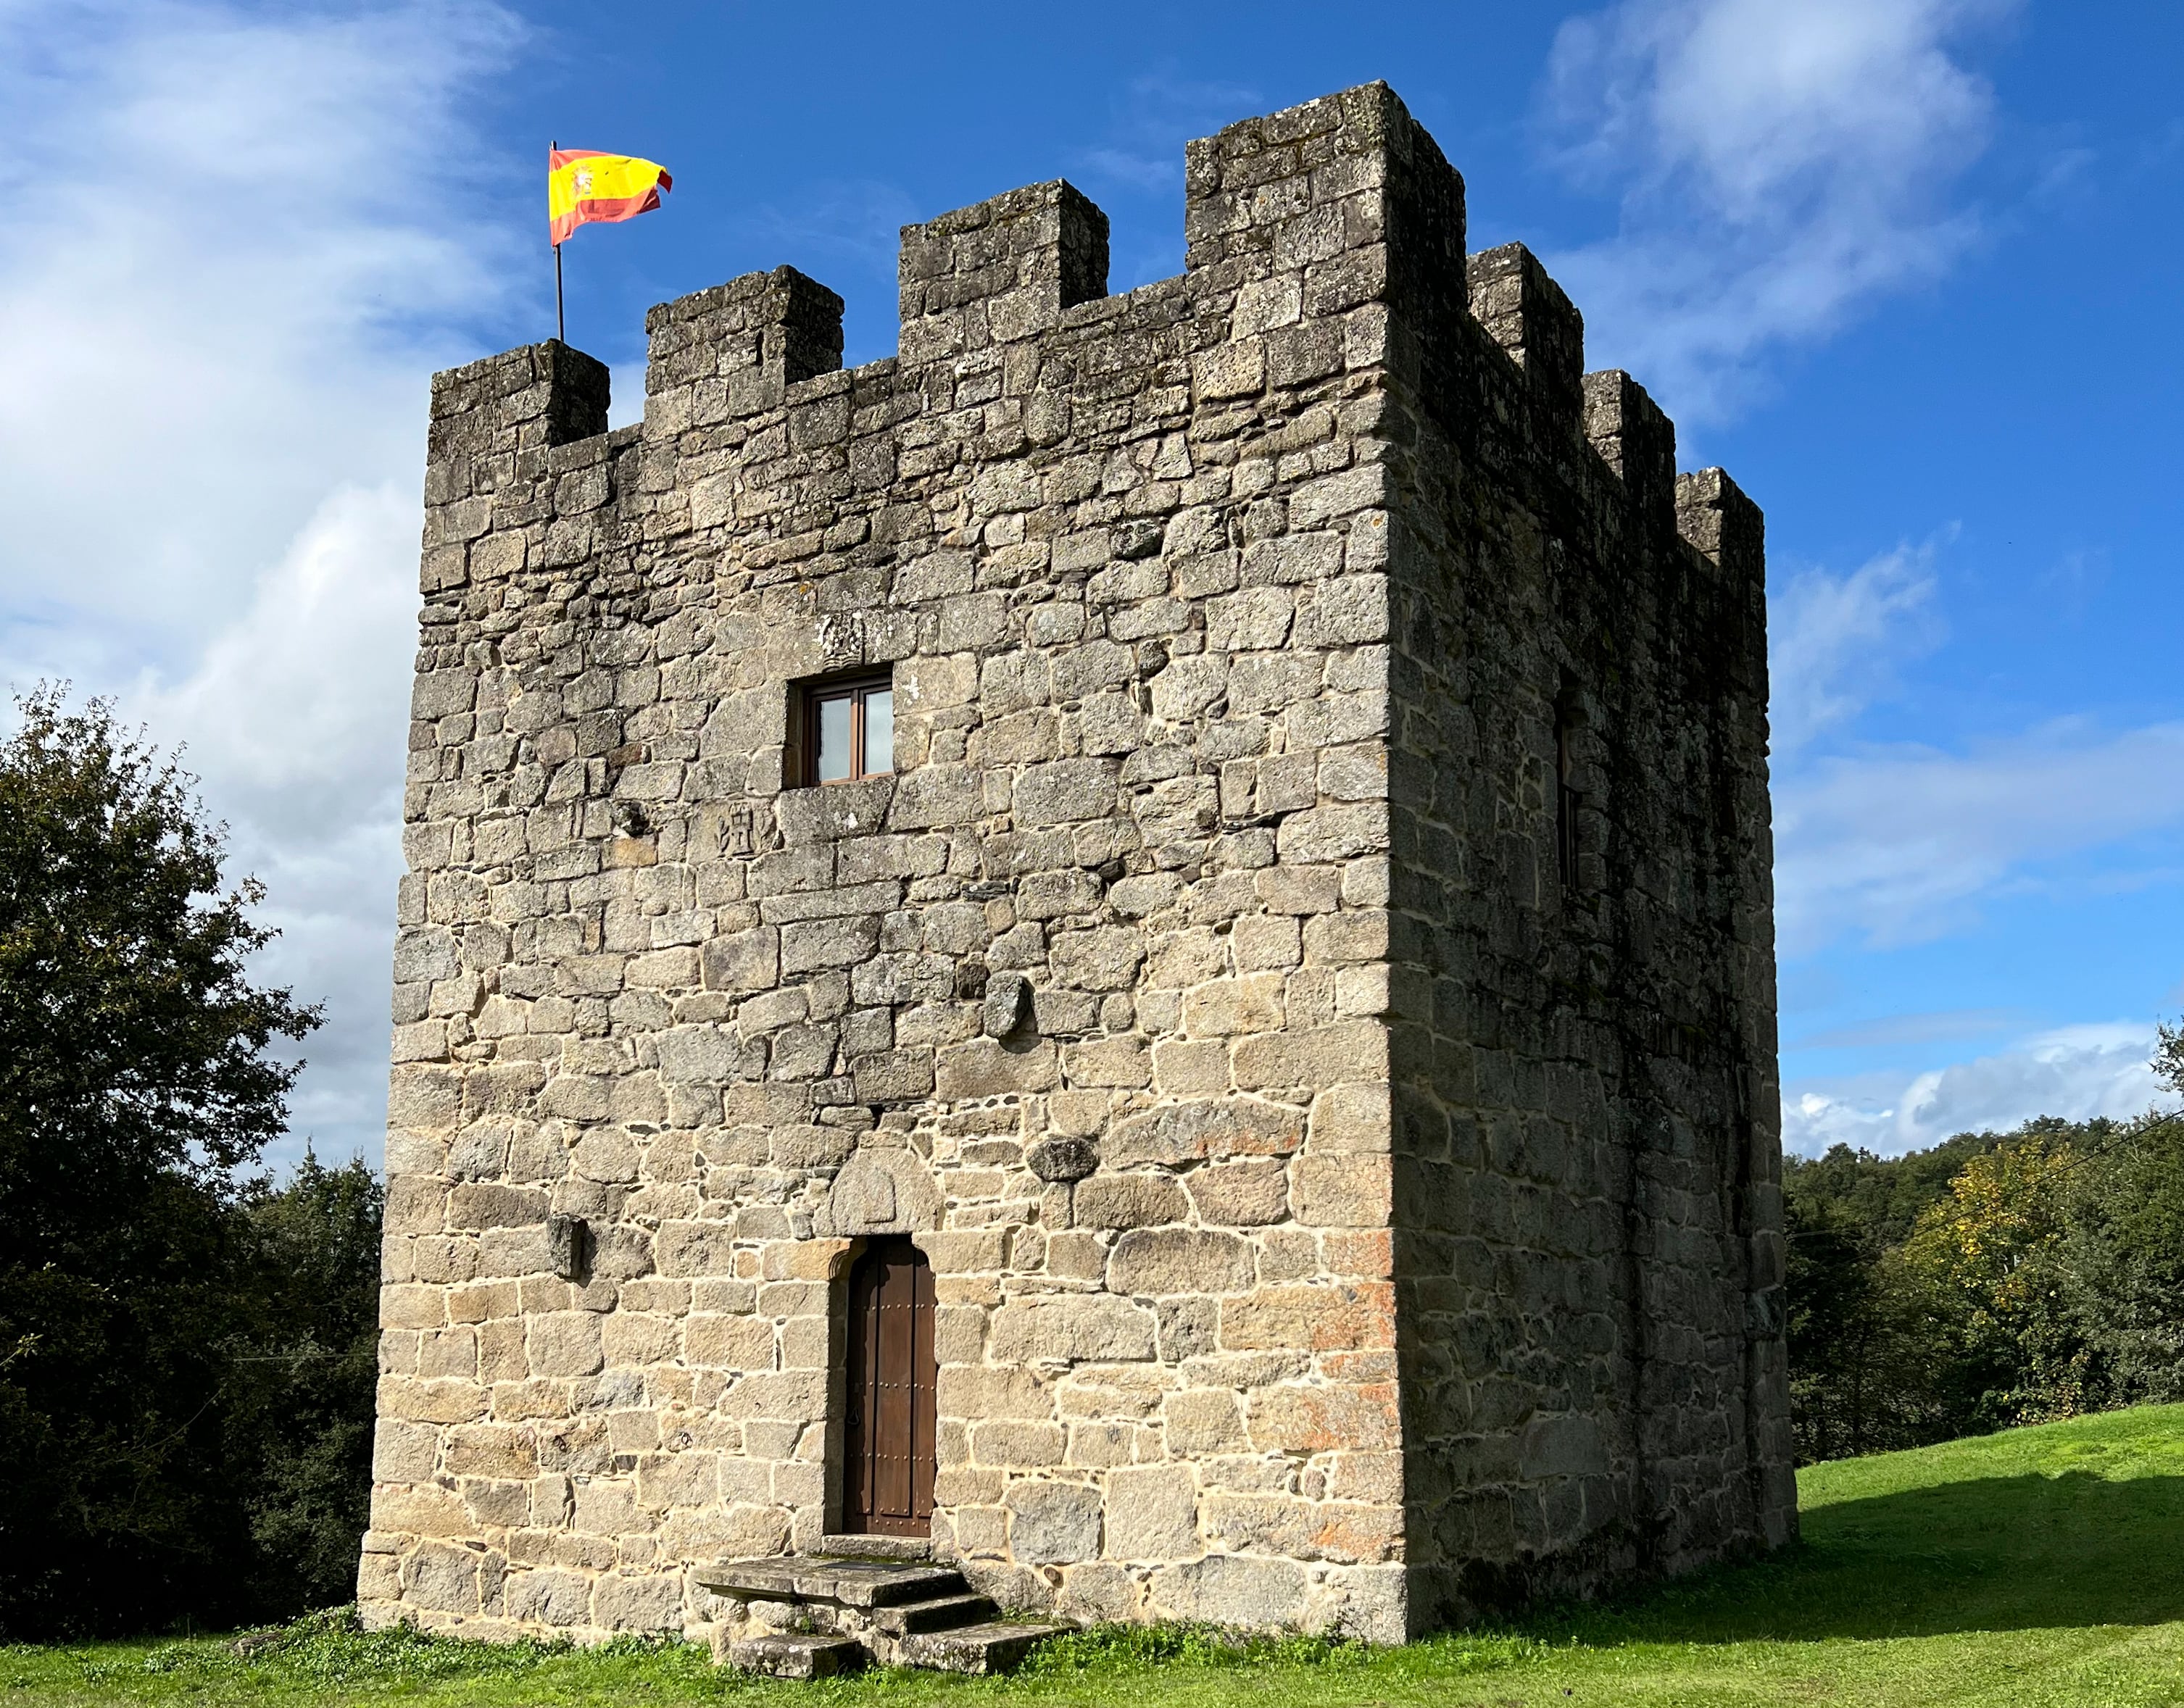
[360,82,1795,1651]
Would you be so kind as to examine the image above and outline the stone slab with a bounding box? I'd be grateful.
[819,1532,931,1562]
[698,1557,967,1609]
[897,1621,1069,1675]
[726,1632,865,1679]
[871,1593,998,1635]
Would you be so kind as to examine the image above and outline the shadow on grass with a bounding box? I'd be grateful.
[1529,1470,2184,1647]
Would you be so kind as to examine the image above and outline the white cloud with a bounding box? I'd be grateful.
[1784,1020,2166,1157]
[131,483,420,1165]
[1774,721,2184,956]
[1769,540,1943,755]
[1540,0,2010,420]
[1790,1007,2022,1050]
[0,0,524,1170]
[0,1,520,661]
[1766,538,2184,957]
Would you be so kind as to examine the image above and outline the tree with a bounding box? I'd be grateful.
[1897,1130,2085,1426]
[2061,1115,2184,1407]
[0,688,322,1636]
[226,1153,386,1617]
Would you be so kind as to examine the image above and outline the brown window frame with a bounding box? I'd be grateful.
[796,671,894,786]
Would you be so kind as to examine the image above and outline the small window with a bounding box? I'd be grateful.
[800,672,893,784]
[1555,719,1582,891]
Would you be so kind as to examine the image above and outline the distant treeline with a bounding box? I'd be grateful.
[1786,1086,2184,1464]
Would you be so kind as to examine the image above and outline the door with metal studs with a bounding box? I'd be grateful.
[841,1237,936,1537]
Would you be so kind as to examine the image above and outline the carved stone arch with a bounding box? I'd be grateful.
[818,1143,943,1238]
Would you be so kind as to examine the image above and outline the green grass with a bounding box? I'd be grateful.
[8,1403,2184,1707]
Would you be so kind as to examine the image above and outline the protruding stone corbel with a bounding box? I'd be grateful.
[546,1213,591,1281]
[983,971,1036,1039]
[1026,1136,1099,1183]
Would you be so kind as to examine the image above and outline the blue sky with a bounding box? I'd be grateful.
[2,0,2178,1168]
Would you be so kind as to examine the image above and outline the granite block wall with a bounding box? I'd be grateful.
[360,80,1792,1649]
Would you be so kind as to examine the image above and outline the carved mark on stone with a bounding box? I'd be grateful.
[817,612,866,670]
[823,1146,943,1236]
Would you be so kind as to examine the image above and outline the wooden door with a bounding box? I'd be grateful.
[842,1237,936,1536]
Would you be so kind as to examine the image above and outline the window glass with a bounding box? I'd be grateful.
[862,688,893,778]
[816,693,854,782]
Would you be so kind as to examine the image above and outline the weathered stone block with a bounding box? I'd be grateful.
[505,1567,592,1628]
[1105,1464,1201,1562]
[1026,1136,1100,1183]
[934,1037,1058,1098]
[989,1297,1158,1363]
[702,928,779,992]
[1072,1172,1187,1230]
[1150,1553,1307,1628]
[1289,1154,1392,1228]
[1163,1388,1247,1455]
[1106,1099,1305,1167]
[1186,1159,1291,1226]
[1005,1480,1103,1565]
[1108,1228,1255,1297]
[594,1571,684,1632]
[1221,1283,1395,1353]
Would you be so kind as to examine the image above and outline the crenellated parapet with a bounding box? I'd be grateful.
[367,80,1790,1657]
[1467,242,1586,436]
[421,86,1746,616]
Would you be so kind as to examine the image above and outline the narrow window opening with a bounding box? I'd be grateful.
[1556,717,1582,893]
[797,672,893,785]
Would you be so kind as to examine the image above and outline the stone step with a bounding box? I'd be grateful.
[869,1592,1000,1635]
[896,1620,1069,1675]
[698,1557,967,1609]
[726,1631,865,1680]
[819,1531,929,1562]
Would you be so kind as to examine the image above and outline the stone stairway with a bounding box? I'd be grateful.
[697,1549,1069,1676]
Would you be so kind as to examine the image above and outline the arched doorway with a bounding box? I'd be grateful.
[841,1236,936,1537]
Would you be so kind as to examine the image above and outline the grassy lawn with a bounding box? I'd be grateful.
[7,1403,2183,1707]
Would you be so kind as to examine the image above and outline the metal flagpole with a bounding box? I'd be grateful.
[552,138,565,343]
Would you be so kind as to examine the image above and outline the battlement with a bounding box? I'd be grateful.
[647,266,845,423]
[424,81,1748,607]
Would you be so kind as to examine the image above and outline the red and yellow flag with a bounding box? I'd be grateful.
[549,149,672,246]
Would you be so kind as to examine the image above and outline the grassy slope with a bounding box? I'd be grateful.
[7,1403,2183,1707]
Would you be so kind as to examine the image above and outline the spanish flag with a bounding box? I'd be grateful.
[549,149,672,246]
